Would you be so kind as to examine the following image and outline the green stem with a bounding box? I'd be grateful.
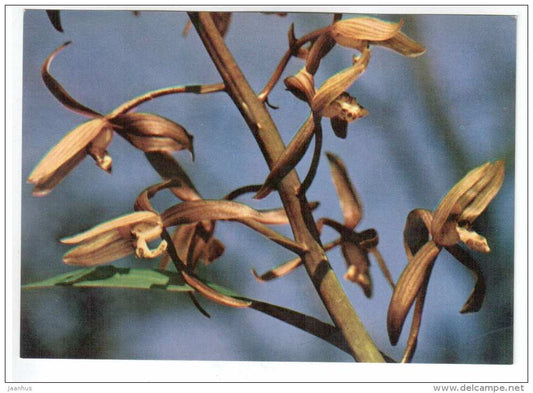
[188,12,384,362]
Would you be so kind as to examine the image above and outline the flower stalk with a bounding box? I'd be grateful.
[188,11,384,362]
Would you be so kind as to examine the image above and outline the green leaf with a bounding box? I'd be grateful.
[22,265,241,297]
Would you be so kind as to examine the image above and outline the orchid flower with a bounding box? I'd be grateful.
[387,160,505,361]
[28,42,194,196]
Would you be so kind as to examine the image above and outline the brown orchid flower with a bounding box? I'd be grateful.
[285,47,371,138]
[254,48,371,200]
[259,14,424,102]
[254,17,425,201]
[127,177,253,310]
[387,160,505,361]
[141,152,221,272]
[318,152,394,295]
[253,152,394,298]
[61,211,167,267]
[28,42,194,196]
[134,173,309,310]
[60,167,304,310]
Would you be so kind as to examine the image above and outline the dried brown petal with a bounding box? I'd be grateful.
[284,68,315,103]
[203,237,225,264]
[369,248,395,290]
[162,200,264,226]
[30,148,87,197]
[252,257,303,282]
[28,118,110,194]
[112,113,194,157]
[403,209,433,259]
[134,179,173,213]
[254,115,317,200]
[145,152,202,201]
[306,33,336,75]
[378,31,426,57]
[453,161,504,220]
[459,160,505,223]
[387,240,441,345]
[325,152,363,229]
[63,231,132,266]
[162,200,307,254]
[46,10,63,32]
[330,17,404,48]
[312,47,370,115]
[330,117,348,139]
[181,271,251,308]
[445,245,486,313]
[41,41,101,118]
[401,269,431,363]
[431,162,492,244]
[257,204,316,225]
[61,211,162,244]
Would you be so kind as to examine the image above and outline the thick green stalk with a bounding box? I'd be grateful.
[188,12,384,362]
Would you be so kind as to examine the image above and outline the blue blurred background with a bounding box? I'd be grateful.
[21,9,515,364]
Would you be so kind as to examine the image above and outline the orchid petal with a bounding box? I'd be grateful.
[330,117,348,139]
[378,31,426,57]
[63,230,132,266]
[431,162,492,243]
[306,32,336,75]
[325,152,363,229]
[254,114,317,200]
[29,148,87,197]
[161,200,307,254]
[145,152,202,201]
[460,160,505,223]
[46,10,63,32]
[331,17,404,46]
[445,245,486,314]
[61,211,161,244]
[312,47,370,115]
[112,113,194,158]
[28,118,110,193]
[252,257,303,282]
[41,42,101,117]
[403,208,433,259]
[387,240,441,345]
